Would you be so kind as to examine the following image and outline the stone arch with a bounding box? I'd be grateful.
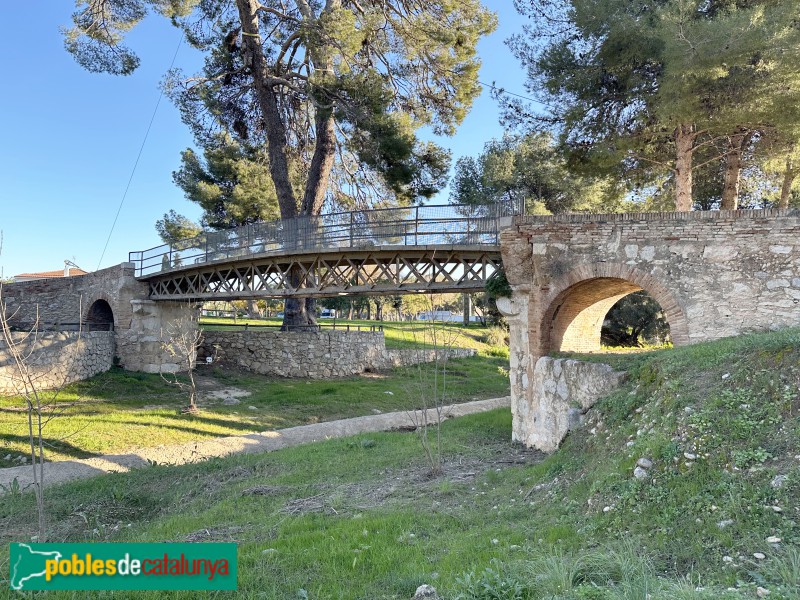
[85,298,115,331]
[538,263,689,354]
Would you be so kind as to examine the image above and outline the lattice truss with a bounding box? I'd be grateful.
[147,248,502,300]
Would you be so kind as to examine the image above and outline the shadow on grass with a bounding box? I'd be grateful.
[0,433,98,460]
[85,414,285,435]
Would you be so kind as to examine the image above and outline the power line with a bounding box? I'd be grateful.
[476,79,539,104]
[95,34,184,270]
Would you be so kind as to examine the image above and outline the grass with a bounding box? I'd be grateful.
[0,356,510,467]
[200,316,497,351]
[1,328,798,598]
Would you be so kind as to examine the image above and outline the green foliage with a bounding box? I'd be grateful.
[64,0,497,211]
[172,133,280,229]
[154,209,202,245]
[454,559,526,600]
[485,268,512,299]
[601,291,671,348]
[3,326,799,598]
[506,0,800,209]
[451,133,628,214]
[482,326,508,348]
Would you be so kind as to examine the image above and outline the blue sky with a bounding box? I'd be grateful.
[0,2,527,278]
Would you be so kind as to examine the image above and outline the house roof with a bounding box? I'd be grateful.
[14,268,89,280]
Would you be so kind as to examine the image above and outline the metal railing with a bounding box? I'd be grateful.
[130,201,522,277]
[201,322,383,333]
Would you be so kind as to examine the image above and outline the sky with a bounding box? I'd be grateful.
[0,2,528,278]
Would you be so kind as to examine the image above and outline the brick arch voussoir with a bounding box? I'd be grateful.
[541,262,690,351]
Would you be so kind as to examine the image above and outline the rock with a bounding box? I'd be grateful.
[683,452,697,460]
[756,587,770,598]
[567,408,584,431]
[222,397,240,405]
[753,552,766,560]
[636,458,653,469]
[722,556,733,563]
[412,584,439,600]
[766,536,781,544]
[717,519,735,529]
[771,474,788,489]
[633,466,649,480]
[516,357,626,452]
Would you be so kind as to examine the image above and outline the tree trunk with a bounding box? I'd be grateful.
[674,124,695,211]
[779,157,796,209]
[281,266,317,330]
[302,110,337,216]
[720,134,745,210]
[246,299,259,319]
[235,0,297,219]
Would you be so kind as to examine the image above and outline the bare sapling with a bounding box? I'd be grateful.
[160,309,203,414]
[406,294,459,476]
[0,273,84,541]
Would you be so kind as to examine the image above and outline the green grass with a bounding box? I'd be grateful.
[200,316,497,351]
[1,328,798,598]
[0,356,510,466]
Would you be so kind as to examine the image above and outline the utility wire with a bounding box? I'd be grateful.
[476,79,539,104]
[95,34,184,270]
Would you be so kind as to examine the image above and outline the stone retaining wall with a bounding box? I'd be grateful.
[198,330,476,378]
[0,331,115,395]
[514,356,626,452]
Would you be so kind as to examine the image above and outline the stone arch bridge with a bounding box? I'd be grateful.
[500,208,800,444]
[3,208,799,383]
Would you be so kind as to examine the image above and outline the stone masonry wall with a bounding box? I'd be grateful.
[2,264,199,374]
[0,331,115,395]
[515,357,626,452]
[199,330,476,378]
[2,263,147,330]
[500,209,800,428]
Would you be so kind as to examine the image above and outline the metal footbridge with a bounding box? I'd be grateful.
[129,203,519,301]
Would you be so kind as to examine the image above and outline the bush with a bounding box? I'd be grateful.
[482,326,509,348]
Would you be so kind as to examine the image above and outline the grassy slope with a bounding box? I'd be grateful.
[1,329,799,598]
[0,356,509,466]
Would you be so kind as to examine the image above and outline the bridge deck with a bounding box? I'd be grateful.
[131,203,518,300]
[144,245,502,301]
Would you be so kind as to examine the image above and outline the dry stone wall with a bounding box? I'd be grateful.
[0,331,114,395]
[199,330,475,378]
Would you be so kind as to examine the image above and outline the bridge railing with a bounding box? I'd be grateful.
[129,201,521,277]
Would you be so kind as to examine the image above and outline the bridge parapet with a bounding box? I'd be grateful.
[130,202,520,278]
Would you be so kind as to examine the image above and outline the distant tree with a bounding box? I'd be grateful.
[601,292,670,348]
[155,210,202,246]
[64,0,496,329]
[172,133,280,230]
[504,0,800,210]
[452,133,627,214]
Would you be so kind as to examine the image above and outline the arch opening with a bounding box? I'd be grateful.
[544,277,671,354]
[86,299,114,331]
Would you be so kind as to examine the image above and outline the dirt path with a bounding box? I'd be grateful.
[0,397,510,494]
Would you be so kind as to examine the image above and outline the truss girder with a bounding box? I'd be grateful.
[145,247,502,301]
